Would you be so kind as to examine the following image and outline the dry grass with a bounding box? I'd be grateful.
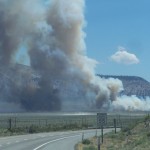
[76,122,150,150]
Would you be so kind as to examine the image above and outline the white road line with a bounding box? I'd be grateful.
[33,134,80,150]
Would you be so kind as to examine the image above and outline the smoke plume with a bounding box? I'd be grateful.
[0,0,148,112]
[112,95,150,111]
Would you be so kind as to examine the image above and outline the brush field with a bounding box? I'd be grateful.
[0,112,148,136]
[75,114,150,150]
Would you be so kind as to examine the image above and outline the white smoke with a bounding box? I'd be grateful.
[0,0,149,112]
[112,95,150,111]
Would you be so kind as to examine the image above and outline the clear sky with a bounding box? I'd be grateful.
[85,0,150,81]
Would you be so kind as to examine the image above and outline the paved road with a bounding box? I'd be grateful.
[0,128,119,150]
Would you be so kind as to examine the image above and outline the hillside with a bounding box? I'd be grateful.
[0,64,150,111]
[76,116,150,150]
[98,75,150,98]
[1,65,150,99]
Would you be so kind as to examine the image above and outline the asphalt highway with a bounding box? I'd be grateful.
[0,128,118,150]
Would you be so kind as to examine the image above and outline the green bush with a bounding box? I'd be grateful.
[134,139,143,146]
[82,139,91,145]
[147,132,150,137]
[121,127,130,133]
[28,125,38,133]
[121,122,137,134]
[144,114,150,121]
[105,131,117,138]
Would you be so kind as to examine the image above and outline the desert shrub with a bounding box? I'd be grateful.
[134,139,143,146]
[147,132,150,137]
[144,114,150,121]
[28,125,38,133]
[105,131,117,138]
[121,122,137,134]
[82,139,91,145]
[121,127,130,132]
[11,127,27,133]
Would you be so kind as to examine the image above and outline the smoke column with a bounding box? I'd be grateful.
[0,0,148,112]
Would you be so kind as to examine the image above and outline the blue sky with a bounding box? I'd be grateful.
[85,0,150,81]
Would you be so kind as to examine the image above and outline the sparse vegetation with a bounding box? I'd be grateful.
[144,114,150,121]
[82,139,91,145]
[0,123,86,136]
[83,146,97,150]
[76,120,150,150]
[0,113,147,137]
[146,132,150,137]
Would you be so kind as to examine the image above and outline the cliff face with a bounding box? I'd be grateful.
[98,75,150,98]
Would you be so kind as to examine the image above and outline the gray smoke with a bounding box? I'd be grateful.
[0,0,123,112]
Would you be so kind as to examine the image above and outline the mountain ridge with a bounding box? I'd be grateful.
[98,74,150,98]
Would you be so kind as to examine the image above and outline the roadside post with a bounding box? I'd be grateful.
[118,115,123,129]
[98,136,100,150]
[114,118,117,134]
[14,117,16,128]
[8,118,12,130]
[95,129,97,137]
[82,132,84,142]
[101,125,103,143]
[97,113,107,144]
